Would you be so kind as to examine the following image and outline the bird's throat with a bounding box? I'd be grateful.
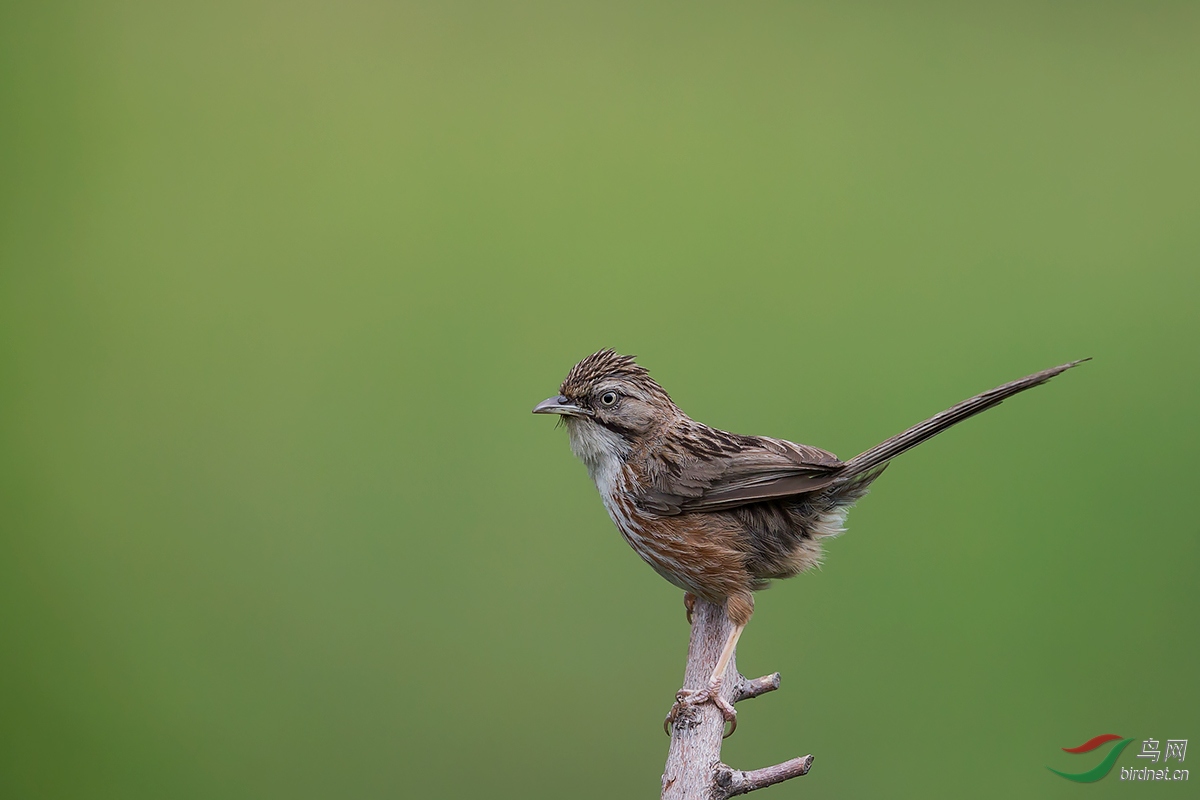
[565,418,631,491]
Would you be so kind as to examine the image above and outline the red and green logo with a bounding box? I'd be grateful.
[1048,734,1135,782]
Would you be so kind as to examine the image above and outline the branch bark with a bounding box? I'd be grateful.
[661,599,812,799]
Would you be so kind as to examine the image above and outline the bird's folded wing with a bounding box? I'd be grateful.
[637,434,844,515]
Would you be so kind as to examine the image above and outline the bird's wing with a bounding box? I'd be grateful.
[636,426,844,515]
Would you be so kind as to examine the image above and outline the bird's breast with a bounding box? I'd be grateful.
[598,468,753,598]
[592,470,686,589]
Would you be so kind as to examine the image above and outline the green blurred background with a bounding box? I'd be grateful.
[2,2,1197,798]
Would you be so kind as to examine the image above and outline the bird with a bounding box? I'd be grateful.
[532,349,1085,734]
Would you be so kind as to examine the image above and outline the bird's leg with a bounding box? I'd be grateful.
[664,622,745,737]
[702,622,744,722]
[683,592,697,625]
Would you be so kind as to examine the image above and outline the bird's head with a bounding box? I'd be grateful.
[532,350,677,475]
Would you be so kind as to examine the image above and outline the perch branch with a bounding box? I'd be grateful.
[660,599,813,799]
[714,756,815,798]
[733,672,781,702]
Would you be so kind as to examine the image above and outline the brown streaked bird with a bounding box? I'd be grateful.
[533,350,1085,734]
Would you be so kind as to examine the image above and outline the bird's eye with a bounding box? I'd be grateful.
[600,391,618,406]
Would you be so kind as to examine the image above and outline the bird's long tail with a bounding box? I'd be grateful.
[837,359,1089,482]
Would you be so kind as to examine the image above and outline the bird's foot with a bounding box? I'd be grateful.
[683,592,697,625]
[663,676,737,738]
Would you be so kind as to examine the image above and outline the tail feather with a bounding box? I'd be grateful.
[838,359,1089,481]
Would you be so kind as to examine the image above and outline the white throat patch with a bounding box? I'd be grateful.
[565,418,630,493]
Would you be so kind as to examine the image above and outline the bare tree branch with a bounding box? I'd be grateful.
[661,599,813,799]
[733,672,781,702]
[714,756,815,798]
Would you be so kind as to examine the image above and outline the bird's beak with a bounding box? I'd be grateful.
[532,395,592,417]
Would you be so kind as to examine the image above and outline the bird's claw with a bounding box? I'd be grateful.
[683,592,697,625]
[662,678,738,738]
